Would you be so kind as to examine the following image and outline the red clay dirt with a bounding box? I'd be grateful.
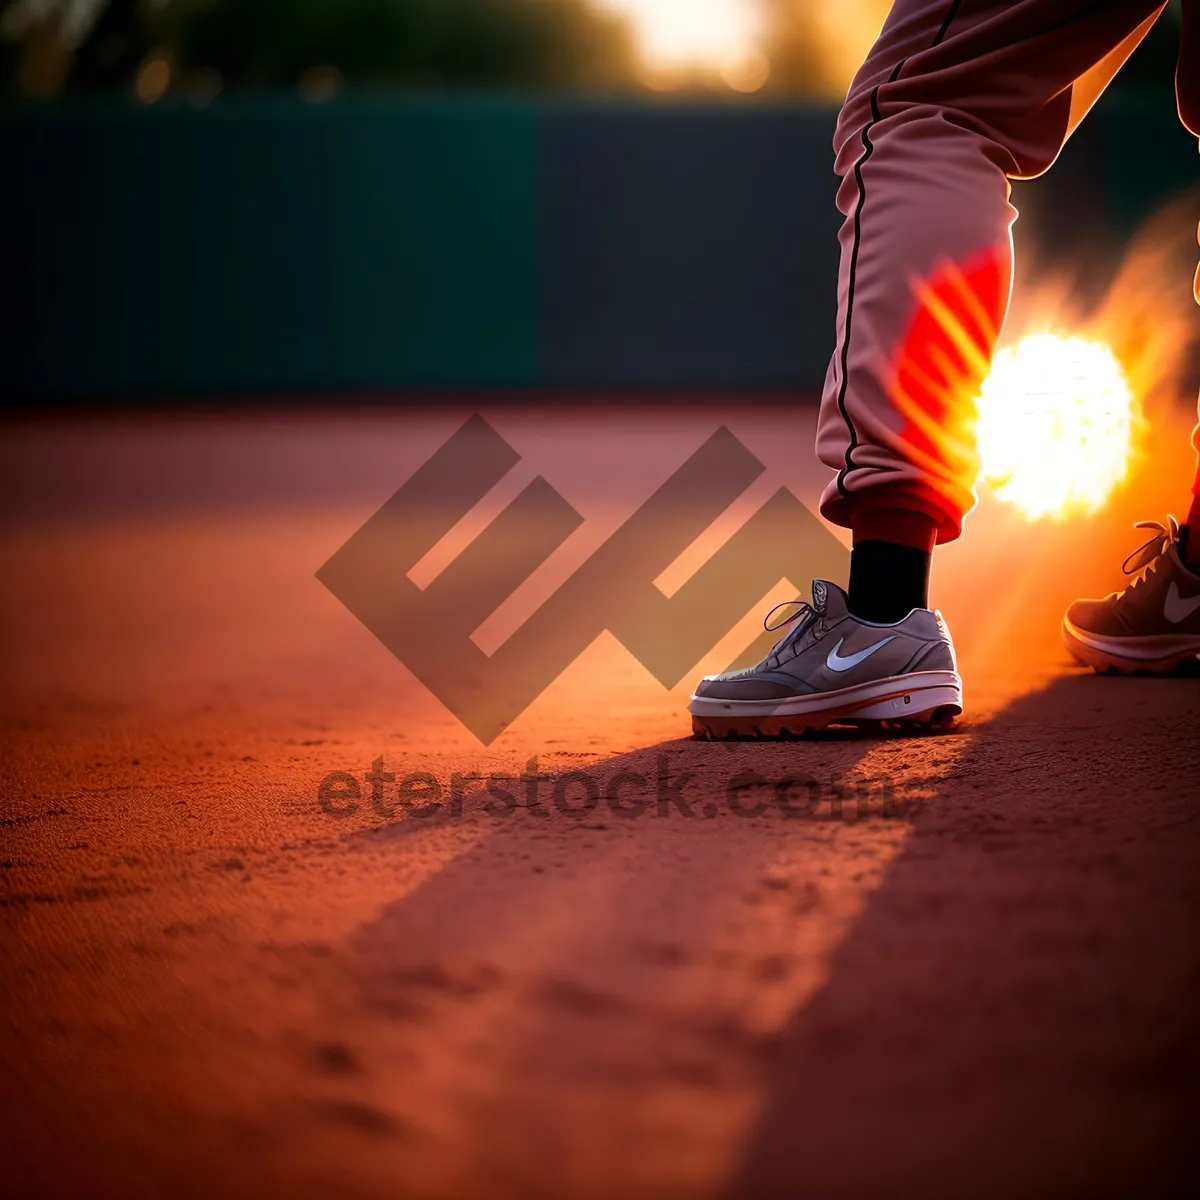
[2,407,1198,1199]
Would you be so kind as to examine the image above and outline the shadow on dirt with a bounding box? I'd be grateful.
[727,670,1200,1199]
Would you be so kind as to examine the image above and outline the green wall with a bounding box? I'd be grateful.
[2,92,1194,398]
[4,97,540,394]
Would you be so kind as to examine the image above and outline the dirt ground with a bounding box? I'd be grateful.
[2,406,1198,1199]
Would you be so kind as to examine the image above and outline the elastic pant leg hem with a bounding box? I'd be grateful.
[822,483,965,546]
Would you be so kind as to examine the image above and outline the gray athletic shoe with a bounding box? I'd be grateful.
[1063,517,1200,673]
[689,579,962,739]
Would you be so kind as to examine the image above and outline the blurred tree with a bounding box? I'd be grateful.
[0,0,640,95]
[3,0,1184,102]
[170,0,637,90]
[68,0,153,90]
[1,0,72,95]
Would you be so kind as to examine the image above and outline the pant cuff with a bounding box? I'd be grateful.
[823,484,965,546]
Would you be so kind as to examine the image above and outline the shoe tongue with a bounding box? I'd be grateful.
[811,579,848,618]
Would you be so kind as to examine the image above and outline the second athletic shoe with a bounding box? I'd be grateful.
[1063,516,1200,674]
[689,579,962,739]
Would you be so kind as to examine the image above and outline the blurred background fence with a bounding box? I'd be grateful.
[1,1,1195,400]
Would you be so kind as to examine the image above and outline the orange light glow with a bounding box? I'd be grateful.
[597,0,763,73]
[135,57,171,104]
[721,47,771,93]
[806,0,892,95]
[600,0,892,96]
[975,334,1140,521]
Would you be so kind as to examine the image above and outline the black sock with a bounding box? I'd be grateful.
[848,540,931,623]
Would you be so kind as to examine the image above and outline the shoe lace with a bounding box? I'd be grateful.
[763,599,816,633]
[760,598,821,661]
[1119,516,1179,592]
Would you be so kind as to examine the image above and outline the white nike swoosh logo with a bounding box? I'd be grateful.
[826,636,896,672]
[1164,581,1200,623]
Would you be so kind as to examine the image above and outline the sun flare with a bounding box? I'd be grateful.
[975,333,1140,521]
[596,0,763,72]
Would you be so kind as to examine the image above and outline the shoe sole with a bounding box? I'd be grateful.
[689,670,962,740]
[1061,617,1200,675]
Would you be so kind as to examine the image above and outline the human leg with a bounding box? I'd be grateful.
[816,0,1167,620]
